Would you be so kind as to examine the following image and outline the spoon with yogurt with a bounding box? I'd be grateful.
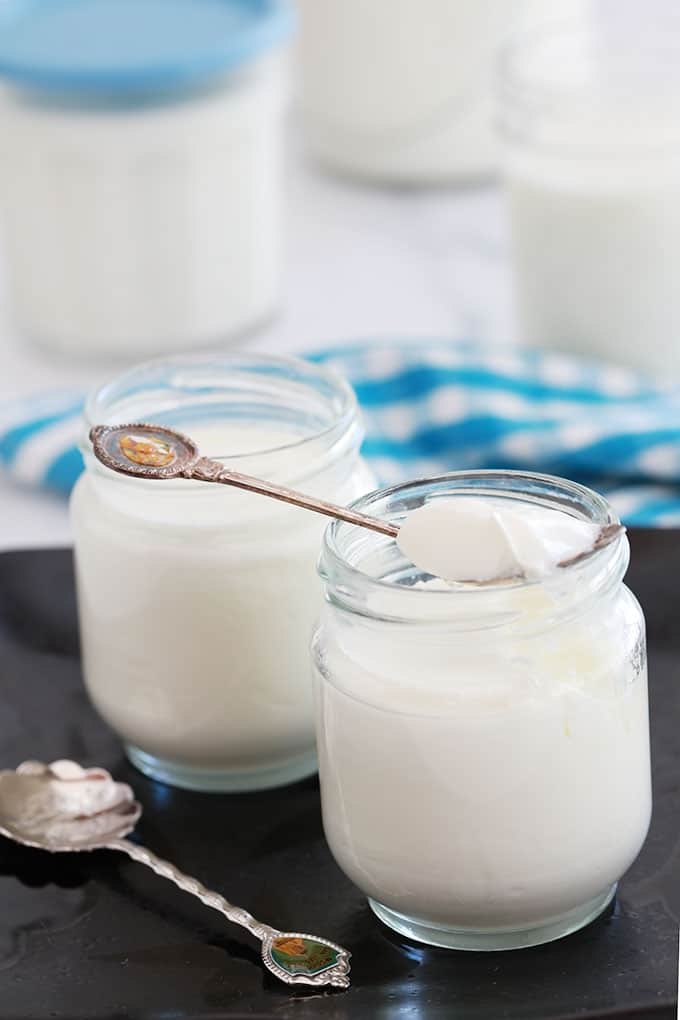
[0,760,351,990]
[90,423,624,583]
[396,497,624,584]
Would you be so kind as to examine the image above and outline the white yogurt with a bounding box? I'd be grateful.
[500,12,680,374]
[295,0,584,184]
[71,354,374,791]
[397,497,601,582]
[313,475,651,949]
[317,619,649,934]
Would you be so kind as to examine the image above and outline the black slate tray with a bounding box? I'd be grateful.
[0,538,678,1020]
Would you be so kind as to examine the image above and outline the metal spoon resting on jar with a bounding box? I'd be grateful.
[0,760,350,990]
[89,423,624,583]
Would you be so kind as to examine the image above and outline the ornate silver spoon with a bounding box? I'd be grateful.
[0,760,351,990]
[89,422,624,576]
[90,421,399,538]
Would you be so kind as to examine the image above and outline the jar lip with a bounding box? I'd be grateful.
[84,350,359,466]
[320,470,625,622]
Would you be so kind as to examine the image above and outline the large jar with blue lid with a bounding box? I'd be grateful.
[0,0,292,357]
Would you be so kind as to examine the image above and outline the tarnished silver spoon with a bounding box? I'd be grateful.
[90,422,399,539]
[0,760,350,990]
[89,422,625,579]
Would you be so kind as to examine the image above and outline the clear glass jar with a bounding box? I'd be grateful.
[499,11,680,375]
[313,472,651,950]
[71,353,375,792]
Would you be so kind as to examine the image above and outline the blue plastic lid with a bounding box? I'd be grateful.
[0,0,292,94]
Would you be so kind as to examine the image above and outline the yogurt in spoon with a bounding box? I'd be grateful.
[397,497,602,583]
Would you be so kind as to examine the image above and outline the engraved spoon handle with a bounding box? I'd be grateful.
[190,456,400,538]
[106,838,276,942]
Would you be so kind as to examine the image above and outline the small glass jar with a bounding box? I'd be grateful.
[313,472,651,951]
[71,353,374,792]
[499,12,680,375]
[0,0,291,358]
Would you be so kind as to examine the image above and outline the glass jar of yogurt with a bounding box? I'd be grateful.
[0,0,291,358]
[500,11,680,374]
[71,353,374,792]
[313,472,651,950]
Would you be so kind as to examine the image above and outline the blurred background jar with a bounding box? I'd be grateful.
[0,0,292,359]
[294,0,582,186]
[500,9,680,376]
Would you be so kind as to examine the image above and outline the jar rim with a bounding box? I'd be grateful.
[320,470,627,626]
[84,350,359,467]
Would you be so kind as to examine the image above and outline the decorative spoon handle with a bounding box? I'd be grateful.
[90,423,398,540]
[107,837,273,939]
[190,455,398,537]
[106,837,351,988]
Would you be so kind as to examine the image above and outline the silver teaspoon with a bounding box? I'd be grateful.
[89,423,624,576]
[0,760,351,990]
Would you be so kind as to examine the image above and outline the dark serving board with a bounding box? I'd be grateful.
[0,537,678,1020]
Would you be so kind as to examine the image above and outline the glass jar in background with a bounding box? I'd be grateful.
[294,0,584,185]
[313,472,651,950]
[71,353,375,791]
[500,10,680,375]
[0,0,291,358]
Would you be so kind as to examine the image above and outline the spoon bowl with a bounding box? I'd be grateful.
[0,759,140,851]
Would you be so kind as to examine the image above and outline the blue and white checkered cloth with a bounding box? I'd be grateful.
[2,341,680,526]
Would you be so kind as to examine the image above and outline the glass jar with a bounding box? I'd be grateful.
[295,0,584,185]
[0,0,291,358]
[71,353,375,792]
[499,11,680,375]
[313,472,651,950]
